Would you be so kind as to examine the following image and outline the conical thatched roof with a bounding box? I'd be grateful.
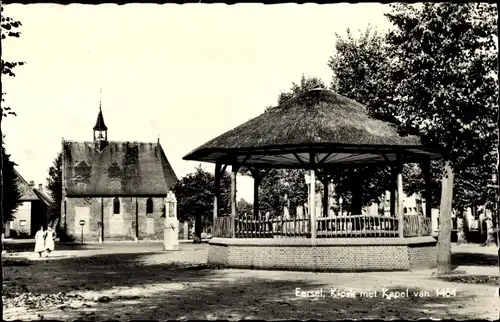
[184,89,441,168]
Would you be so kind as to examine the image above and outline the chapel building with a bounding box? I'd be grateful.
[61,106,178,242]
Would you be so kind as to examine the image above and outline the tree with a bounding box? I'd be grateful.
[1,9,25,241]
[1,7,25,118]
[329,26,396,119]
[328,4,497,274]
[328,27,401,210]
[257,168,308,217]
[277,74,327,105]
[1,137,22,223]
[237,199,253,216]
[257,169,285,216]
[172,165,230,243]
[264,74,327,112]
[384,3,498,274]
[330,14,498,214]
[47,152,62,216]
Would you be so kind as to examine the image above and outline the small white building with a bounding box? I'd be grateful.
[5,169,54,238]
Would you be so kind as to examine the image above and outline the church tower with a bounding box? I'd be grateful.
[93,100,108,152]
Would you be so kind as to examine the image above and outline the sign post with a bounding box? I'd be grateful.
[79,220,85,244]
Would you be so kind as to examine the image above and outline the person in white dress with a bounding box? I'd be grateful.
[34,226,46,258]
[45,226,56,257]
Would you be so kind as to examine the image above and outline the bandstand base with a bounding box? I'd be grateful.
[208,236,437,272]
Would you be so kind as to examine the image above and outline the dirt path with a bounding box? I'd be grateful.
[3,242,498,320]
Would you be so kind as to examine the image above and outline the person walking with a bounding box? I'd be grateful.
[45,225,56,257]
[34,225,46,258]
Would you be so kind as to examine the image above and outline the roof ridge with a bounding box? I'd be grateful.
[13,168,30,186]
[64,140,161,144]
[33,189,55,207]
[14,168,40,201]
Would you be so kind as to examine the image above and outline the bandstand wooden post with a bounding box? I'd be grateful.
[390,167,396,218]
[320,173,330,218]
[213,162,222,226]
[317,171,331,231]
[396,153,404,238]
[253,173,260,218]
[309,153,317,240]
[230,164,239,238]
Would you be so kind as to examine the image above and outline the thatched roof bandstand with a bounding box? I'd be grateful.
[183,89,442,272]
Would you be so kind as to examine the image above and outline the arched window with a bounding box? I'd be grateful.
[113,197,120,214]
[146,197,153,214]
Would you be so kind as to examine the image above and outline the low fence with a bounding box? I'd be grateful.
[213,217,234,238]
[236,216,309,238]
[213,214,432,238]
[316,215,399,237]
[403,214,432,237]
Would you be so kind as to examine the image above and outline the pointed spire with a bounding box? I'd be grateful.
[93,89,107,131]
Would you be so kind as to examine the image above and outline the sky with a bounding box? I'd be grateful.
[2,3,394,201]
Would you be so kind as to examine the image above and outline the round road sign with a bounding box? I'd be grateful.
[79,220,85,226]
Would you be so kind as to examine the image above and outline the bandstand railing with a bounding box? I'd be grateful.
[236,216,310,238]
[403,214,432,237]
[213,214,432,238]
[316,215,399,237]
[213,217,234,238]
